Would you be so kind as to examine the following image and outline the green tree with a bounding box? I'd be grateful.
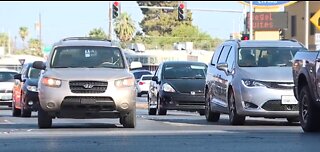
[137,1,192,36]
[114,12,136,43]
[0,32,8,48]
[19,26,28,48]
[28,38,43,57]
[88,28,108,40]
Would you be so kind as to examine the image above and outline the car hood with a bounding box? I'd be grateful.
[238,67,293,82]
[43,68,133,81]
[0,82,14,90]
[164,79,205,93]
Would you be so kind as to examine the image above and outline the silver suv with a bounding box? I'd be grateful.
[205,39,307,125]
[33,37,136,128]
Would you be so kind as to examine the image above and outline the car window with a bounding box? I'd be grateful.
[0,72,17,82]
[217,45,232,64]
[51,46,124,69]
[133,71,152,79]
[163,63,207,79]
[28,68,42,79]
[211,45,223,65]
[238,47,302,67]
[142,76,152,80]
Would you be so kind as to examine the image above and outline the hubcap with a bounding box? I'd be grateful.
[302,95,308,124]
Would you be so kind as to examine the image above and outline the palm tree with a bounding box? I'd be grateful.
[88,28,108,40]
[114,12,136,43]
[19,27,28,49]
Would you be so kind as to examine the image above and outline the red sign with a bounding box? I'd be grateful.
[246,12,288,30]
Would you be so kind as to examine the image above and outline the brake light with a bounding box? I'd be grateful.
[139,81,145,85]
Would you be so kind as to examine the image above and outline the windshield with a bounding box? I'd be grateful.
[28,68,41,79]
[51,46,125,68]
[238,47,305,67]
[0,72,17,82]
[163,63,207,79]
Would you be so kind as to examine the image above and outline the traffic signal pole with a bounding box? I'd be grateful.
[108,1,112,41]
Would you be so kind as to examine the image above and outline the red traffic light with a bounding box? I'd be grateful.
[179,3,185,9]
[244,36,249,40]
[113,1,119,7]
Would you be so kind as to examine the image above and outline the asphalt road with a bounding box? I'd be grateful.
[0,97,319,152]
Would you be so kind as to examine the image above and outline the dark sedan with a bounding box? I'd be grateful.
[148,61,207,115]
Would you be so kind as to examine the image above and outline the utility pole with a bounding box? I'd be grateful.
[109,1,112,41]
[38,13,42,53]
[305,1,309,49]
[249,1,253,40]
[8,31,11,55]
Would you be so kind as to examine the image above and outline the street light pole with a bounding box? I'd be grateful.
[109,1,112,41]
[249,1,253,40]
[305,1,309,49]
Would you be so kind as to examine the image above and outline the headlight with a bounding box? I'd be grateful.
[26,85,38,92]
[41,77,62,88]
[242,79,267,87]
[162,83,175,92]
[114,77,135,88]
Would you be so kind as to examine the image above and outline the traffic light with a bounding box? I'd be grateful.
[112,1,120,19]
[178,3,185,21]
[241,34,250,40]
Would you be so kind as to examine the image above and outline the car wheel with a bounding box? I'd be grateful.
[205,93,220,122]
[287,117,299,123]
[228,90,245,125]
[148,96,156,115]
[21,107,32,117]
[157,96,167,115]
[299,85,320,132]
[12,101,21,117]
[122,109,136,128]
[137,93,142,97]
[38,107,52,129]
[198,110,205,116]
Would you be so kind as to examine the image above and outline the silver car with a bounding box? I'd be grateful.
[33,37,136,128]
[205,39,307,125]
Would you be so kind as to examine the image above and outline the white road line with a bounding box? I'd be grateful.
[161,121,203,127]
[2,119,14,124]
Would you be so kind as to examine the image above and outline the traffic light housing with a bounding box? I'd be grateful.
[112,1,119,19]
[178,3,185,21]
[241,34,250,40]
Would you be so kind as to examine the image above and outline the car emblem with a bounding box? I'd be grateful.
[191,91,195,95]
[83,84,94,89]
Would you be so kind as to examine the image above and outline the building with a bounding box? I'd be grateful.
[285,1,320,50]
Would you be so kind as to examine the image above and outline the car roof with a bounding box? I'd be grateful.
[131,69,152,73]
[163,61,206,65]
[224,40,304,48]
[53,37,114,47]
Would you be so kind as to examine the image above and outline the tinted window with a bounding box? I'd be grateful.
[238,47,305,67]
[51,46,124,68]
[28,68,41,79]
[163,63,207,79]
[0,72,17,82]
[217,46,231,63]
[133,71,152,79]
[211,45,223,65]
[142,76,152,80]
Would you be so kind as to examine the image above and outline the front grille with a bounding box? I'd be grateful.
[262,100,298,111]
[61,96,115,111]
[0,90,12,93]
[268,82,294,89]
[177,101,205,106]
[69,81,108,93]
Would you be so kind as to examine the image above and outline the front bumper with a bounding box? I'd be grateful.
[24,91,39,111]
[157,91,205,111]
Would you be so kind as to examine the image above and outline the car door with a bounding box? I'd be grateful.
[221,46,235,108]
[315,52,320,99]
[14,64,28,108]
[214,45,232,111]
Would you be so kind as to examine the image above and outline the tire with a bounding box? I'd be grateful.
[228,90,245,125]
[12,102,21,117]
[157,96,167,115]
[198,110,205,116]
[287,117,299,123]
[122,109,136,128]
[137,93,142,97]
[21,107,32,117]
[299,85,320,132]
[38,107,52,129]
[205,93,220,122]
[148,96,156,115]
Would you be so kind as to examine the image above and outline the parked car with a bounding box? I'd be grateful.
[131,69,152,83]
[0,68,19,107]
[137,74,153,97]
[12,62,41,117]
[205,39,307,125]
[292,49,320,132]
[32,37,136,128]
[148,61,207,115]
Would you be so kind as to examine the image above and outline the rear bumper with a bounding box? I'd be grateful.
[159,91,205,111]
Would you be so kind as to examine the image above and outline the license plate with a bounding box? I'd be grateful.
[281,95,298,105]
[1,95,12,100]
[80,98,96,104]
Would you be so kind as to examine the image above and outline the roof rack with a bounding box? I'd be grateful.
[60,37,111,42]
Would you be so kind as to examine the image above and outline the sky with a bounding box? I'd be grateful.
[0,1,246,48]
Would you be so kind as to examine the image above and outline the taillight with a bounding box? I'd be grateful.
[139,81,145,85]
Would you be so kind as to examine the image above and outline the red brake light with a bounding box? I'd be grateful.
[139,81,145,85]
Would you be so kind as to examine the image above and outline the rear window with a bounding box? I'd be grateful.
[133,71,152,79]
[163,63,207,79]
[51,46,124,69]
[0,72,17,82]
[142,76,152,80]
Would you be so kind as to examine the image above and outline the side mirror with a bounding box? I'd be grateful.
[217,63,229,73]
[33,61,46,70]
[152,76,158,82]
[14,74,22,81]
